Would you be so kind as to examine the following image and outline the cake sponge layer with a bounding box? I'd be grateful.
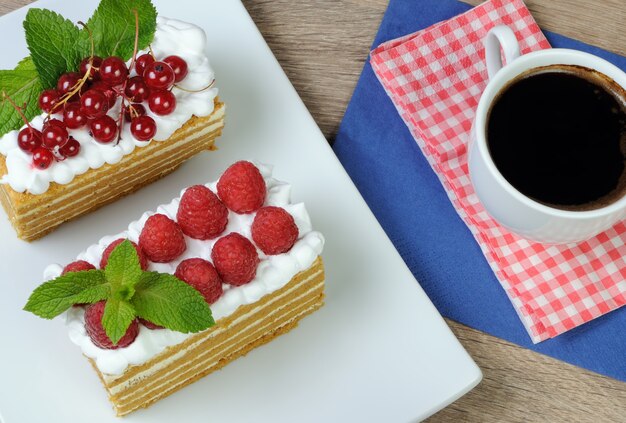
[0,99,225,241]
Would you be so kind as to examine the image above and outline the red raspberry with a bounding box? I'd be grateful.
[177,185,228,240]
[62,260,96,275]
[139,214,187,263]
[138,318,163,330]
[84,301,139,349]
[211,233,260,286]
[216,161,266,214]
[100,238,148,270]
[251,207,299,255]
[175,258,223,303]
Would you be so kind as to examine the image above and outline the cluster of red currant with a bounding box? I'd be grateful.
[16,52,188,170]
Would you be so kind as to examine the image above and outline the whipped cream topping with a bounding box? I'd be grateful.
[43,164,325,375]
[0,16,218,195]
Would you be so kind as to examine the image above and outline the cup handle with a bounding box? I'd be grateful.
[484,25,521,79]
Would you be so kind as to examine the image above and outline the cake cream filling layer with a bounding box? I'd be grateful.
[106,269,324,394]
[43,164,325,375]
[0,16,218,195]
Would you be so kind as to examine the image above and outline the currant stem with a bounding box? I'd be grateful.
[115,81,130,144]
[79,20,98,76]
[128,103,141,119]
[116,109,125,144]
[49,71,91,116]
[2,91,33,128]
[111,85,133,104]
[78,21,95,60]
[173,79,216,93]
[129,10,140,73]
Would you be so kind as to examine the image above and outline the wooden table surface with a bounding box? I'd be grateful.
[2,0,626,421]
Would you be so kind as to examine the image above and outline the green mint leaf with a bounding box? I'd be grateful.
[0,58,42,137]
[77,0,157,61]
[15,56,36,71]
[104,240,142,299]
[24,270,109,319]
[23,8,81,89]
[132,272,214,333]
[102,297,136,345]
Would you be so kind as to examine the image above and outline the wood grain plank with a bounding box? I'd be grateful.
[0,0,24,14]
[1,0,626,421]
[241,0,385,141]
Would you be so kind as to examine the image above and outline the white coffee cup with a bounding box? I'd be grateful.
[468,25,626,244]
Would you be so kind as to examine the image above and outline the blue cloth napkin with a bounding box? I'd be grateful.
[333,0,626,381]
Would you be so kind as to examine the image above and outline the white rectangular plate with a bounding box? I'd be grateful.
[0,1,481,421]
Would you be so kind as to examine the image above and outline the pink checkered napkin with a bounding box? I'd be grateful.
[370,0,626,342]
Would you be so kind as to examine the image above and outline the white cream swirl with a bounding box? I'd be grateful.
[0,16,218,195]
[43,164,325,375]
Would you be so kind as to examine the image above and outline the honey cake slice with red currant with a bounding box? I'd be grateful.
[25,161,326,416]
[0,0,225,241]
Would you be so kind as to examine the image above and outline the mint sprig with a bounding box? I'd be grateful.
[24,240,214,346]
[0,0,158,136]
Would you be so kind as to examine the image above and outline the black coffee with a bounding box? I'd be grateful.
[487,65,626,211]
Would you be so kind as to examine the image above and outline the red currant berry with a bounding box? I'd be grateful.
[42,122,69,149]
[79,56,103,80]
[135,53,155,77]
[32,147,54,169]
[90,81,118,109]
[90,115,118,143]
[100,56,129,86]
[57,72,81,95]
[63,103,87,129]
[163,55,188,82]
[59,137,81,158]
[144,61,175,90]
[38,89,60,113]
[124,76,150,102]
[124,103,146,121]
[130,115,157,141]
[45,118,67,131]
[17,127,42,153]
[148,89,176,115]
[80,89,109,119]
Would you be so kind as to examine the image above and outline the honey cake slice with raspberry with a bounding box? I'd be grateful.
[25,161,326,416]
[0,2,225,241]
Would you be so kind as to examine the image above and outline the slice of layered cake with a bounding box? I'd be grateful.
[25,161,325,416]
[0,0,225,241]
